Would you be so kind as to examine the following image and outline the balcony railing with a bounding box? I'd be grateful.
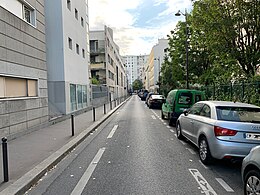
[90,48,105,54]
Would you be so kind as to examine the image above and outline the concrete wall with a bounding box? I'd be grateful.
[0,0,49,138]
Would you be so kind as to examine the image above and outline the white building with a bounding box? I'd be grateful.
[90,26,127,100]
[45,0,90,116]
[144,39,168,92]
[123,55,148,90]
[0,0,48,137]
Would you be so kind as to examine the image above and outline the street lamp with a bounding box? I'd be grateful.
[175,9,189,89]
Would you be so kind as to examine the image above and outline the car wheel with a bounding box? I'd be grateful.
[199,136,213,165]
[161,111,165,119]
[244,170,260,195]
[176,122,184,139]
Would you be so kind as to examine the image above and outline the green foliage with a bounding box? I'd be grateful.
[132,79,143,90]
[91,77,100,85]
[161,0,260,92]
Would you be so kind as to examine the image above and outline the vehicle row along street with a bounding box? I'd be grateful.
[28,95,243,195]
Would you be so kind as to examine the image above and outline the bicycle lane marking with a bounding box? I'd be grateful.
[189,169,217,195]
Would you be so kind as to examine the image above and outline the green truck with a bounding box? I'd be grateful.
[161,89,205,126]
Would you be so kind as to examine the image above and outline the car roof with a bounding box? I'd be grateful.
[197,101,260,108]
[151,94,164,98]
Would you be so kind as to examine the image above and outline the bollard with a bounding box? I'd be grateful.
[71,114,75,136]
[2,137,9,182]
[114,100,116,107]
[93,107,96,121]
[104,104,106,114]
[110,101,112,110]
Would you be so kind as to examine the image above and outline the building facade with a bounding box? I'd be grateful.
[90,26,127,101]
[122,55,148,91]
[0,0,48,138]
[144,39,168,92]
[45,0,90,117]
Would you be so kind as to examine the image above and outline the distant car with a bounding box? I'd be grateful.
[147,94,165,109]
[176,101,260,164]
[140,90,148,101]
[242,145,260,195]
[145,92,155,105]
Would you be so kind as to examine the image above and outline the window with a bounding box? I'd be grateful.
[68,38,72,49]
[189,103,204,115]
[82,49,85,58]
[81,17,84,27]
[200,105,211,118]
[22,4,36,26]
[67,0,71,10]
[75,9,78,20]
[76,44,79,54]
[0,76,37,98]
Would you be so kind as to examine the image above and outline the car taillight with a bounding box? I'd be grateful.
[214,126,237,136]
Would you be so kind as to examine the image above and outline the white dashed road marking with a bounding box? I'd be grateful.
[107,125,119,139]
[71,148,106,195]
[186,148,196,155]
[216,178,234,192]
[151,115,156,119]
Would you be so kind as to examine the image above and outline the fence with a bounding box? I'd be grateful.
[200,81,260,106]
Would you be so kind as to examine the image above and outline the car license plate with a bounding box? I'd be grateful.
[245,133,260,140]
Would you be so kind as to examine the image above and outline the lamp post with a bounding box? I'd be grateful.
[154,57,161,93]
[175,9,189,89]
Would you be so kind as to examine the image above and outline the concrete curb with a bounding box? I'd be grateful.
[0,98,129,195]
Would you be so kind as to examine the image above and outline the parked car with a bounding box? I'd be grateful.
[176,101,260,165]
[147,94,165,109]
[161,89,205,126]
[145,92,155,105]
[140,90,148,101]
[242,145,260,195]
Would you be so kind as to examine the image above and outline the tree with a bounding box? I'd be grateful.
[191,0,260,79]
[132,79,143,91]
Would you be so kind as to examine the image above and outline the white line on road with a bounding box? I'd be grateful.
[186,148,196,155]
[179,140,187,145]
[166,126,171,129]
[216,178,234,192]
[199,160,209,169]
[151,115,156,119]
[170,129,174,133]
[107,125,119,139]
[71,148,106,195]
[189,169,217,195]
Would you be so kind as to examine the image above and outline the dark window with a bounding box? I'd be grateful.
[178,92,192,105]
[189,103,204,115]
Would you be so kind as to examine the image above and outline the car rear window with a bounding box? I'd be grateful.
[178,92,192,105]
[216,106,260,123]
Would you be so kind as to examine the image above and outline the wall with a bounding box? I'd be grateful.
[0,0,48,138]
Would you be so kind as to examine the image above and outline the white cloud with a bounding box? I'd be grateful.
[88,0,193,55]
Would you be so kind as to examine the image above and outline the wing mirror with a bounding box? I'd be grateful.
[183,109,189,116]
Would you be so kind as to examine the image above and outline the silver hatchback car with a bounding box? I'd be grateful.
[176,101,260,164]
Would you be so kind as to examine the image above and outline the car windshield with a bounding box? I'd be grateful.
[216,106,260,123]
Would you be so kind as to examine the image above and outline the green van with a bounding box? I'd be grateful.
[161,89,205,126]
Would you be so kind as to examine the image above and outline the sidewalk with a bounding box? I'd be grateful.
[0,98,128,195]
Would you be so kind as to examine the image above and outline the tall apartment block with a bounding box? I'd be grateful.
[45,0,90,116]
[123,55,148,91]
[90,26,127,100]
[0,0,48,138]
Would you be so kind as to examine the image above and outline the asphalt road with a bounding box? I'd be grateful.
[28,95,243,195]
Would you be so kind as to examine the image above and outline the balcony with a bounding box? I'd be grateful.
[90,62,106,70]
[90,48,105,54]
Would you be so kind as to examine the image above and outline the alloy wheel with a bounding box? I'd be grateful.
[246,175,260,195]
[199,139,208,161]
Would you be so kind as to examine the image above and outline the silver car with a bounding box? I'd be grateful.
[176,101,260,164]
[242,145,260,195]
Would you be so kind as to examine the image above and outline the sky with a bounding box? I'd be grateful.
[88,0,193,56]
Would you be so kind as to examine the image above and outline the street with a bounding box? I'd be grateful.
[28,95,243,195]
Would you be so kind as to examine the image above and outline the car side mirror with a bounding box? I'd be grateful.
[183,109,189,116]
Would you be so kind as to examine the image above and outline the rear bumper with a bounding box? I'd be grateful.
[208,138,259,159]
